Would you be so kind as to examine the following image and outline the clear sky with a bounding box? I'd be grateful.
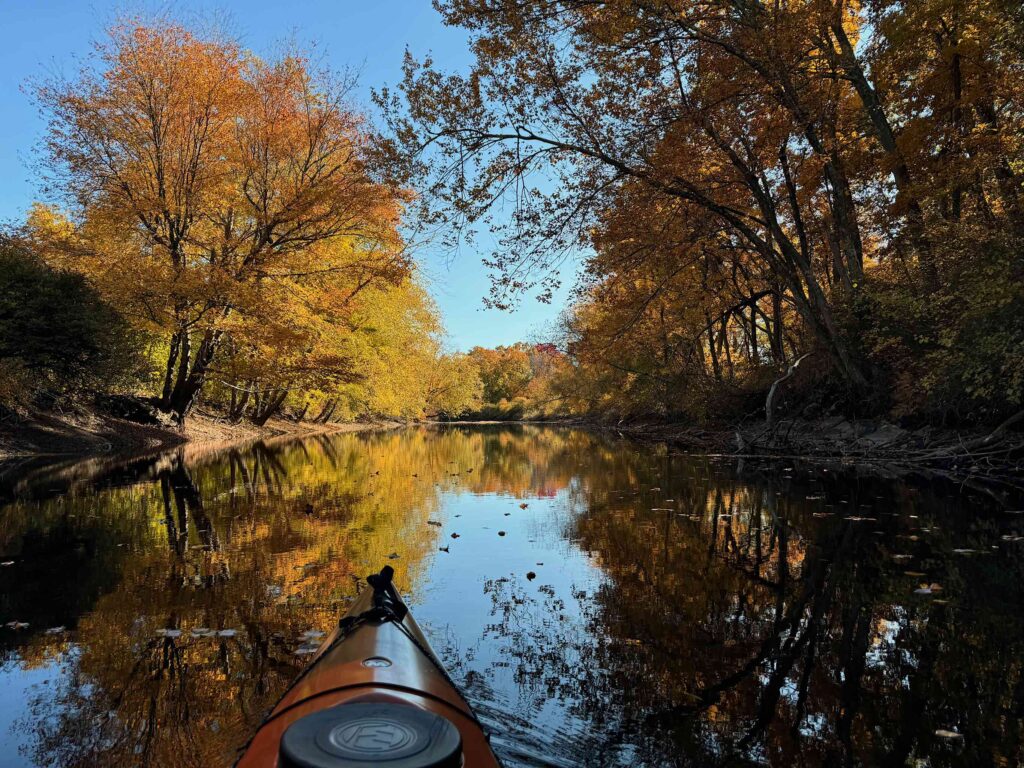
[0,0,578,351]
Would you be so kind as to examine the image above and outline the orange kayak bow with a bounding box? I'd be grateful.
[236,566,502,768]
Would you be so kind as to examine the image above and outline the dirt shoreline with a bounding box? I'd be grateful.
[0,406,398,462]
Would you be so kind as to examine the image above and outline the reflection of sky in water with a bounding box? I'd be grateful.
[0,426,1021,767]
[0,652,75,768]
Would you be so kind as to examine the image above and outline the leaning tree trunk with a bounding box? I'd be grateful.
[161,329,223,424]
[250,389,288,427]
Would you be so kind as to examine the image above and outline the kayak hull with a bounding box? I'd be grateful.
[236,573,501,767]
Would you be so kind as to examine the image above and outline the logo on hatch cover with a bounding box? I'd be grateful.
[330,719,417,753]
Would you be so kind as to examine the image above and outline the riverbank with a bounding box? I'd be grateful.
[0,404,394,460]
[593,415,1024,490]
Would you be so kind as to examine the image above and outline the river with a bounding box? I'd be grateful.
[0,425,1021,766]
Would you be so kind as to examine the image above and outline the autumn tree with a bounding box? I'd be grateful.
[34,18,409,422]
[468,344,534,404]
[382,0,1024,422]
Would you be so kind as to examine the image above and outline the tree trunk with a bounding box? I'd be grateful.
[163,329,222,423]
[250,390,288,426]
[161,332,181,406]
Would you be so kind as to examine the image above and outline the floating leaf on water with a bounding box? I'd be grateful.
[891,554,913,561]
[45,626,66,635]
[934,729,963,740]
[450,533,460,539]
[904,571,927,577]
[526,571,536,580]
[519,503,529,509]
[914,583,943,595]
[498,531,506,536]
[0,561,14,567]
[387,552,400,559]
[427,520,442,527]
[952,548,976,555]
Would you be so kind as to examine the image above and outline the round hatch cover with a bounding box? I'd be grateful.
[279,702,463,768]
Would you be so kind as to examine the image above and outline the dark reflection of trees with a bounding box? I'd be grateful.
[475,453,1024,768]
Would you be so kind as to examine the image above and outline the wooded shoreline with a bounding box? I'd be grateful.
[0,406,399,461]
[4,407,1019,496]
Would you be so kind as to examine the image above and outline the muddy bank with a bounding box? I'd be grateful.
[0,405,395,460]
[597,416,1024,489]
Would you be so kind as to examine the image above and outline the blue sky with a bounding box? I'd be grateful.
[0,0,578,351]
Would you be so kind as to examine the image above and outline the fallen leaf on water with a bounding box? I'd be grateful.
[952,548,976,555]
[934,729,963,740]
[914,583,943,595]
[519,503,528,509]
[427,520,442,527]
[0,561,14,567]
[904,571,927,577]
[45,626,66,635]
[498,531,506,536]
[891,554,913,561]
[387,552,400,559]
[450,533,460,539]
[526,571,536,580]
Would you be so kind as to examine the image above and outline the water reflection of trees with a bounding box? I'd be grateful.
[2,430,1023,766]
[479,453,1024,767]
[7,428,574,767]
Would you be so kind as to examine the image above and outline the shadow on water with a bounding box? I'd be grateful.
[0,425,1022,766]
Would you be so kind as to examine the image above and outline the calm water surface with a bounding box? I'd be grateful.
[0,425,1022,767]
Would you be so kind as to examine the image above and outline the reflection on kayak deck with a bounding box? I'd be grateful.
[0,425,1022,767]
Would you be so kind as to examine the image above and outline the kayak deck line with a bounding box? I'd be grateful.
[236,565,503,768]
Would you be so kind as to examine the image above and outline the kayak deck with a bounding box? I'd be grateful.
[236,567,501,767]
